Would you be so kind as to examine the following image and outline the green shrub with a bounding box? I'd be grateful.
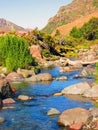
[70,26,82,38]
[0,35,34,72]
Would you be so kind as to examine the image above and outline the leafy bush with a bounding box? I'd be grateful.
[0,35,34,72]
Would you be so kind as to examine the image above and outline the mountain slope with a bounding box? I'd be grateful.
[42,0,98,34]
[52,11,98,35]
[0,18,24,32]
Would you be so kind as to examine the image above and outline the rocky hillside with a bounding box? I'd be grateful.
[52,11,98,36]
[42,0,98,34]
[0,18,24,32]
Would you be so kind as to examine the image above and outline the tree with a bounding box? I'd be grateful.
[80,17,98,40]
[70,18,98,40]
[0,35,34,72]
[70,26,81,38]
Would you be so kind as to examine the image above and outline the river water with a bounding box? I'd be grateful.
[0,67,94,130]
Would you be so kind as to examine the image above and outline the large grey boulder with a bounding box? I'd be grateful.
[61,82,91,95]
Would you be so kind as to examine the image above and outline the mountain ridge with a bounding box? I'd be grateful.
[0,18,25,32]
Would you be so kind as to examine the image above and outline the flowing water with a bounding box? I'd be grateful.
[0,67,94,130]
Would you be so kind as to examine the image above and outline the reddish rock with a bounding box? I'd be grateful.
[3,98,15,104]
[6,72,23,82]
[69,122,83,130]
[30,45,43,62]
[58,107,89,127]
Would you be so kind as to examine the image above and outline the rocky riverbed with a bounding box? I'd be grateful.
[0,65,98,130]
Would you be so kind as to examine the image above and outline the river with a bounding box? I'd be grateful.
[0,67,94,130]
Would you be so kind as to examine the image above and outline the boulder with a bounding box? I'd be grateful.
[37,73,52,81]
[17,68,35,78]
[25,73,52,82]
[61,82,91,95]
[6,72,23,82]
[83,84,98,98]
[47,108,60,116]
[18,95,34,101]
[58,107,89,127]
[30,45,43,62]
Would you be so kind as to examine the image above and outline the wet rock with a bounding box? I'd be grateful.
[18,95,34,101]
[53,93,63,96]
[58,107,89,127]
[3,98,15,104]
[47,108,60,116]
[0,117,5,123]
[56,76,67,81]
[25,73,52,82]
[61,82,91,95]
[6,72,23,82]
